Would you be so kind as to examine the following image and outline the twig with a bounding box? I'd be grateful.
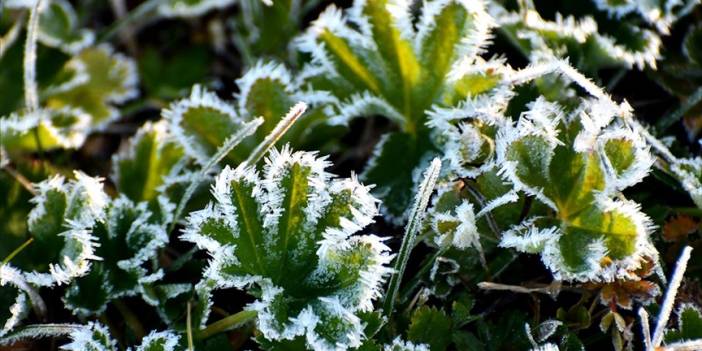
[99,0,166,43]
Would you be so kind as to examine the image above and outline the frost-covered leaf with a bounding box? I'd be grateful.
[112,120,185,223]
[297,0,504,220]
[37,0,94,54]
[491,2,664,71]
[63,196,167,316]
[498,98,656,282]
[44,45,138,128]
[60,322,117,351]
[0,265,30,338]
[17,172,107,286]
[1,107,90,152]
[182,147,392,350]
[665,304,702,343]
[130,330,181,351]
[163,85,251,165]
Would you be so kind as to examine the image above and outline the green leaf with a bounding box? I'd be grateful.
[44,45,138,127]
[0,265,30,338]
[1,107,90,152]
[63,196,168,316]
[37,0,94,54]
[112,120,185,223]
[163,85,249,165]
[19,172,107,286]
[408,306,452,351]
[665,304,702,343]
[182,148,391,349]
[139,45,212,100]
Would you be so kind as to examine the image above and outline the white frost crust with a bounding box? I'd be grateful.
[384,337,431,351]
[157,0,238,18]
[60,322,116,351]
[132,330,180,351]
[0,265,30,338]
[500,218,558,255]
[596,127,653,193]
[163,84,243,165]
[295,4,376,80]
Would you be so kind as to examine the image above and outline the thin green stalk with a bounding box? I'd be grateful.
[168,118,263,233]
[382,158,442,317]
[657,85,702,131]
[187,302,194,351]
[398,248,445,304]
[239,102,307,169]
[98,0,166,43]
[195,310,257,340]
[2,237,34,265]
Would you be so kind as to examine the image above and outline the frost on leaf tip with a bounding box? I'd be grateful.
[182,146,392,350]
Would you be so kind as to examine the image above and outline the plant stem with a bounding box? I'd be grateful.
[239,102,307,169]
[187,302,194,351]
[195,310,258,340]
[2,238,34,265]
[383,158,441,317]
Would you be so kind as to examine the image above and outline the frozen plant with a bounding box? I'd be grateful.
[182,146,393,350]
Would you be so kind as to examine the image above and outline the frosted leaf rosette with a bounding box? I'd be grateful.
[296,0,511,222]
[19,172,107,286]
[63,196,169,317]
[182,147,393,350]
[496,97,657,282]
